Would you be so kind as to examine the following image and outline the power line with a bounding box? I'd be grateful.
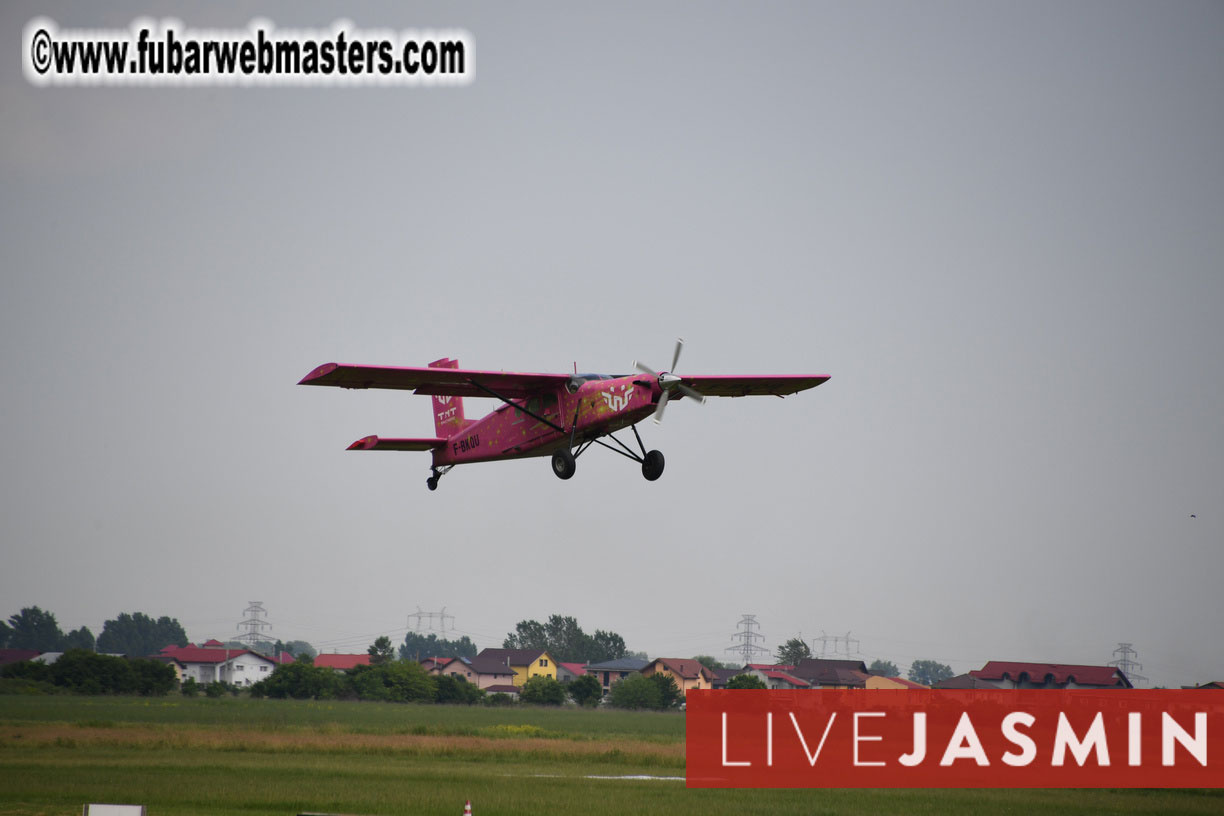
[812,630,859,659]
[408,606,455,633]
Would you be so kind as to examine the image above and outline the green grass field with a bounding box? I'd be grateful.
[1,695,1219,816]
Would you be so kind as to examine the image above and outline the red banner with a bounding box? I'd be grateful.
[686,690,1224,788]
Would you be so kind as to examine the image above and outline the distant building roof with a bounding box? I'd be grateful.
[758,669,810,688]
[935,673,1000,689]
[649,658,715,682]
[557,661,587,677]
[160,645,272,665]
[1184,681,1224,690]
[420,657,456,670]
[202,639,226,647]
[485,684,520,695]
[971,661,1131,688]
[314,653,371,670]
[0,649,42,667]
[586,657,649,672]
[477,648,551,667]
[791,658,870,686]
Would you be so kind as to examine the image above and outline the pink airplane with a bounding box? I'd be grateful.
[299,340,829,491]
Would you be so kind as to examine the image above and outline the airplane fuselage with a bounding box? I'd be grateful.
[431,374,661,467]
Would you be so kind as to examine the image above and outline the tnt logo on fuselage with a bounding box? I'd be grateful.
[601,385,633,412]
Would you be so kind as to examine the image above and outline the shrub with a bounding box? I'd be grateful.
[568,674,602,707]
[0,677,65,695]
[519,675,566,706]
[608,674,661,710]
[435,675,485,705]
[346,661,437,703]
[647,673,683,709]
[252,662,345,700]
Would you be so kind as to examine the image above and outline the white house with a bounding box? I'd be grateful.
[158,642,281,686]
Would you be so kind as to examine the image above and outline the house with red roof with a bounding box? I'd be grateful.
[740,664,811,690]
[0,649,42,668]
[641,658,715,695]
[314,653,371,671]
[755,669,811,690]
[555,662,588,684]
[159,643,278,686]
[969,661,1132,689]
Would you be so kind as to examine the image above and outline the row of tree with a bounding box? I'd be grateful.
[2,649,178,695]
[250,654,517,706]
[1,607,189,656]
[502,615,640,664]
[1,607,320,661]
[252,649,679,711]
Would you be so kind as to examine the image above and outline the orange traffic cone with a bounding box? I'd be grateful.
[463,801,472,815]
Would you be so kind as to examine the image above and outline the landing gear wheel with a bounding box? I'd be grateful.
[426,476,439,491]
[642,449,665,481]
[551,449,577,480]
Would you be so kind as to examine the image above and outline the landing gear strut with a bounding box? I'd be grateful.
[425,466,452,491]
[551,423,665,482]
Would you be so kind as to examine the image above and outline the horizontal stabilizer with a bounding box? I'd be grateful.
[347,435,446,452]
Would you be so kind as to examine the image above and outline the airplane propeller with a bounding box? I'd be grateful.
[633,338,707,424]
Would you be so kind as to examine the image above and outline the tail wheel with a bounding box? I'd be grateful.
[642,449,665,481]
[552,449,577,480]
[426,476,439,491]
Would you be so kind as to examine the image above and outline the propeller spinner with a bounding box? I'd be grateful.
[633,338,707,423]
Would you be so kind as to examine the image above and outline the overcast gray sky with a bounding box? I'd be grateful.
[3,1,1221,687]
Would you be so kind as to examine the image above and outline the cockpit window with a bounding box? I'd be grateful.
[567,373,622,393]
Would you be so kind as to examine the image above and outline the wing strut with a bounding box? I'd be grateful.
[465,378,567,435]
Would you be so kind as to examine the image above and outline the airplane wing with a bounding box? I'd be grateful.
[299,363,571,399]
[347,435,446,451]
[679,374,830,397]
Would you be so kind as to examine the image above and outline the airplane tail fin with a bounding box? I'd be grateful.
[428,358,467,437]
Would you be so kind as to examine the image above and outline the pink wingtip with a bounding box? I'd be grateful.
[299,362,338,384]
[347,435,379,450]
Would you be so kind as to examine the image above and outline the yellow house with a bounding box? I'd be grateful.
[475,648,557,687]
[641,658,715,695]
